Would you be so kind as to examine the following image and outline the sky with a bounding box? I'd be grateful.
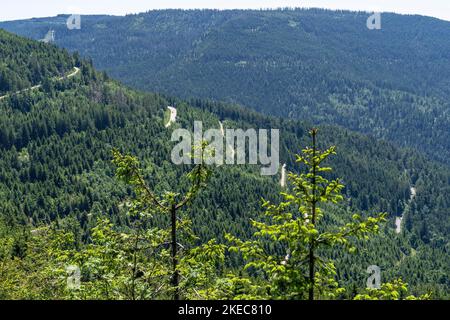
[1,0,450,22]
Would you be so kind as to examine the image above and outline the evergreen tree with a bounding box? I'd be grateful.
[112,142,224,300]
[227,129,387,299]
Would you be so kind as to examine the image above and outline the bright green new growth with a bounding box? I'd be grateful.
[227,129,387,300]
[0,131,431,300]
[111,141,225,300]
[354,278,431,300]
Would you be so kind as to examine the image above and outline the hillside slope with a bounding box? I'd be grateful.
[0,29,448,297]
[2,9,450,165]
[0,29,74,95]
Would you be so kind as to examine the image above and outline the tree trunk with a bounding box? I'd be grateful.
[308,129,317,301]
[171,204,180,300]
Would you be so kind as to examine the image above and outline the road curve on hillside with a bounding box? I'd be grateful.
[165,106,177,127]
[0,67,80,101]
[280,163,287,187]
[395,186,417,234]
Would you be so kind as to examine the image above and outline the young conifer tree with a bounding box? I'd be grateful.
[227,129,387,300]
[112,141,224,300]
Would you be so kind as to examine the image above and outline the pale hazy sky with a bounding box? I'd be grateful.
[1,0,450,22]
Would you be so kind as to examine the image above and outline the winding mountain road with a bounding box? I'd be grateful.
[280,163,287,187]
[219,120,235,159]
[0,67,80,101]
[395,186,417,234]
[165,106,177,127]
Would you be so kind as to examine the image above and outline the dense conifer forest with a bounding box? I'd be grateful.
[3,9,450,164]
[0,9,448,300]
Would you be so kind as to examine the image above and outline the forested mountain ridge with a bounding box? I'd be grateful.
[0,29,74,96]
[2,9,450,165]
[0,29,448,297]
